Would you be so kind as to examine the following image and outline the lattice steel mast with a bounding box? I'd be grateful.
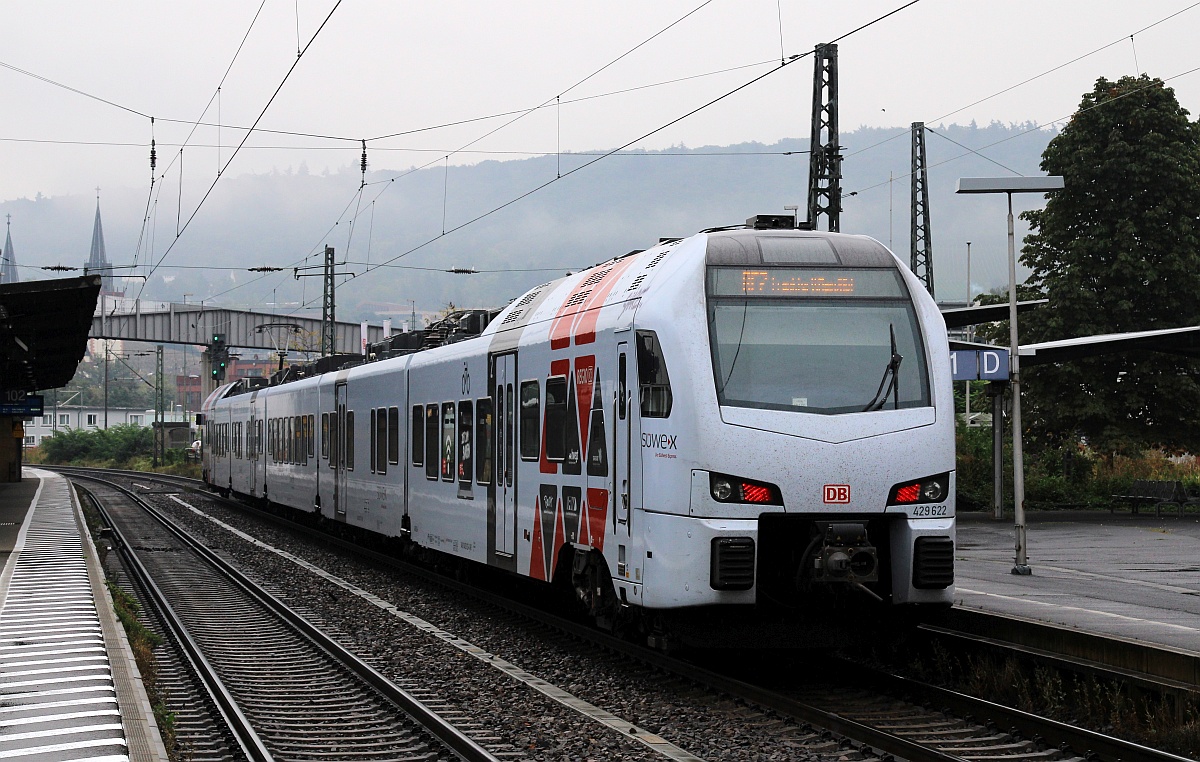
[807,43,841,231]
[910,122,935,296]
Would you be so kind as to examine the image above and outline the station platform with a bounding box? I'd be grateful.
[0,468,167,762]
[955,510,1200,660]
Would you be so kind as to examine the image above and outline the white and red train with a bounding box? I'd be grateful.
[202,218,956,638]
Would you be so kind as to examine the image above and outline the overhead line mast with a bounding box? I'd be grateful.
[910,122,935,296]
[806,43,841,231]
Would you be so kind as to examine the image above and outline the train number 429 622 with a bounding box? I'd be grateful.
[911,504,949,517]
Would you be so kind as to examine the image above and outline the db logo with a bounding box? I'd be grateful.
[823,484,850,504]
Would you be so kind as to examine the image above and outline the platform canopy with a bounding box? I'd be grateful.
[949,325,1200,368]
[939,300,1048,329]
[0,275,102,393]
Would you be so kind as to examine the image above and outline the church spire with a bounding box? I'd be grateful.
[86,189,120,296]
[1,215,18,285]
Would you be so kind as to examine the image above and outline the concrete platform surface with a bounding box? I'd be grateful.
[0,469,167,762]
[955,511,1200,656]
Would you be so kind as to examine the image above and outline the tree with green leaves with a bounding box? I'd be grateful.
[1019,74,1200,454]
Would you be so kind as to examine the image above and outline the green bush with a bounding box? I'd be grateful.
[40,424,153,466]
[957,417,1200,511]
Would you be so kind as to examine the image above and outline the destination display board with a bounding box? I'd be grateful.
[0,393,45,417]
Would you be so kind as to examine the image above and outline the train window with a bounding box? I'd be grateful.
[476,398,492,485]
[636,330,673,418]
[370,409,378,473]
[307,415,315,458]
[328,412,338,469]
[587,408,608,477]
[387,407,400,465]
[411,406,424,467]
[519,381,540,461]
[441,402,456,482]
[505,384,514,487]
[425,405,438,480]
[289,417,295,464]
[258,419,264,455]
[458,400,472,494]
[375,408,388,475]
[345,411,354,470]
[321,413,329,459]
[618,353,627,421]
[544,376,568,462]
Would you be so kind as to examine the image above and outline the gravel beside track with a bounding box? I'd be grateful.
[81,479,503,761]
[141,486,858,762]
[81,470,1191,762]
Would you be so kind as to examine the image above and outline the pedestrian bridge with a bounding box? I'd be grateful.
[90,297,385,353]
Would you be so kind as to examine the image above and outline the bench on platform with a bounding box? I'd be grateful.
[1110,479,1198,518]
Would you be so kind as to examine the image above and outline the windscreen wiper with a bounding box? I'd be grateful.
[862,324,903,412]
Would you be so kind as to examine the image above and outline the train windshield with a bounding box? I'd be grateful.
[707,267,930,415]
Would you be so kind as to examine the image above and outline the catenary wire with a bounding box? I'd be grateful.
[140,0,345,293]
[192,0,925,311]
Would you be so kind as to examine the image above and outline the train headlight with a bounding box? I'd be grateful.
[888,472,951,506]
[709,472,782,505]
[921,479,947,502]
[711,476,735,502]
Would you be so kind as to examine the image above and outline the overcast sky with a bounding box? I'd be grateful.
[1,0,1197,305]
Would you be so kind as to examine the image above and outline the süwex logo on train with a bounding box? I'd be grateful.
[642,433,677,450]
[642,432,678,460]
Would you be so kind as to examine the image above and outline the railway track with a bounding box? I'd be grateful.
[70,473,505,762]
[62,467,1195,762]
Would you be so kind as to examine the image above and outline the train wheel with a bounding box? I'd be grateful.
[571,549,619,630]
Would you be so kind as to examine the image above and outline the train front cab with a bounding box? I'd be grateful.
[199,382,237,492]
[634,229,956,625]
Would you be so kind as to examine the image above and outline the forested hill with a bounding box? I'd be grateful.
[1,121,1053,321]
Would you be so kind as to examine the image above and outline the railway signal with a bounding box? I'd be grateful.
[209,333,229,382]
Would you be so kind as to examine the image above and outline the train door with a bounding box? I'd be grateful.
[614,342,631,534]
[334,382,349,516]
[249,414,258,495]
[494,353,517,556]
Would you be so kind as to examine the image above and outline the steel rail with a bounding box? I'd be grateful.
[76,482,275,762]
[72,470,500,762]
[63,467,1194,762]
[64,470,971,760]
[852,662,1195,762]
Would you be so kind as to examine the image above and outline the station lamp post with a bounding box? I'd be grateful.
[956,176,1064,576]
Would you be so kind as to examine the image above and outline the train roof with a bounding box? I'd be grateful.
[213,218,900,398]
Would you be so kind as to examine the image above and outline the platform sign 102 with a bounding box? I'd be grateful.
[0,392,44,417]
[950,349,1010,381]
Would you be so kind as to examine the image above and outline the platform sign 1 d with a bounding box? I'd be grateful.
[950,350,1010,381]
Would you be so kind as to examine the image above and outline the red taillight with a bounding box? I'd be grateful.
[742,483,772,503]
[894,483,921,503]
